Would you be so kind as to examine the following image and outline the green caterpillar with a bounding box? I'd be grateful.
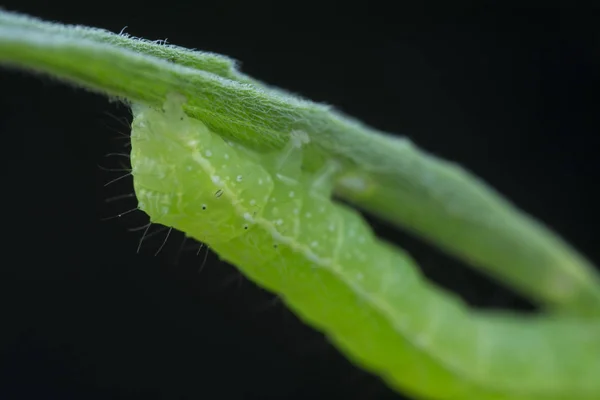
[130,94,600,400]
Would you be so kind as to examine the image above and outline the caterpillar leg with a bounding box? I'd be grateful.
[308,159,341,198]
[264,130,310,184]
[161,92,187,119]
[263,128,339,198]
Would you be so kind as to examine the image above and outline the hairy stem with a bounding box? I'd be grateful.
[1,9,599,314]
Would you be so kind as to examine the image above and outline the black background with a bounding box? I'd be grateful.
[1,3,600,400]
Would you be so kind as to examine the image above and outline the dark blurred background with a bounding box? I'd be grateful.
[1,3,599,399]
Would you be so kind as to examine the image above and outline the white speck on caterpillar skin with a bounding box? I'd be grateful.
[205,150,213,157]
[236,175,243,182]
[211,175,221,184]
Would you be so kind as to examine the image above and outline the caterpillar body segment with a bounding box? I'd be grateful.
[129,95,600,400]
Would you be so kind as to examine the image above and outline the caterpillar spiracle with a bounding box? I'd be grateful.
[130,94,600,400]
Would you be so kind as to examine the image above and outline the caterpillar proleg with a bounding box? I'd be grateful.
[130,94,600,400]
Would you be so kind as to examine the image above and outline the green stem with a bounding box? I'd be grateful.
[1,8,599,315]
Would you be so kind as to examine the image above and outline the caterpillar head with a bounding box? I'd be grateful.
[130,96,274,244]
